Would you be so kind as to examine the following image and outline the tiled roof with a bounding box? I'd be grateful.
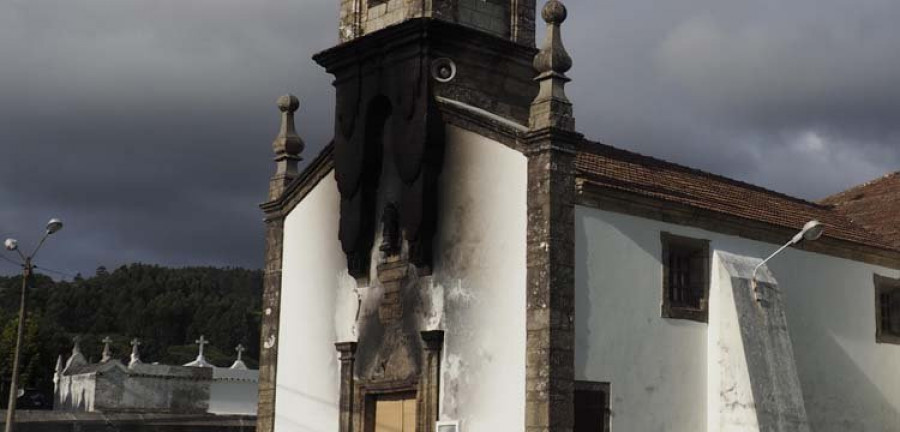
[820,172,900,249]
[575,141,896,251]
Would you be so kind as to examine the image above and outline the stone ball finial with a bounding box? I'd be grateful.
[533,0,573,76]
[541,0,568,25]
[272,93,304,164]
[277,94,300,113]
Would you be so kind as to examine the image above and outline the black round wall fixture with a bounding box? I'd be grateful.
[431,58,457,83]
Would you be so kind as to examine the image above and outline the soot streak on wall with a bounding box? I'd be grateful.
[319,125,528,431]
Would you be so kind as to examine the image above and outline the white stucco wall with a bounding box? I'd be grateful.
[431,125,527,431]
[276,171,346,432]
[209,368,259,415]
[277,125,527,432]
[575,206,900,431]
[707,252,762,431]
[56,373,96,411]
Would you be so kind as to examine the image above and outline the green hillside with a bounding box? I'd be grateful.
[0,264,263,403]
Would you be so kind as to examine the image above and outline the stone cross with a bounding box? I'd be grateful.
[129,338,142,367]
[101,336,113,362]
[195,335,209,357]
[235,344,245,361]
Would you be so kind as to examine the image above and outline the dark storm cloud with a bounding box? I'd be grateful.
[2,0,899,276]
[0,0,336,276]
[565,0,900,198]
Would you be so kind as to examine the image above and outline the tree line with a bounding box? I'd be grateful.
[0,264,263,404]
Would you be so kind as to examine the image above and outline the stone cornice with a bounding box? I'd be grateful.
[315,18,538,126]
[314,18,536,74]
[436,98,525,151]
[436,98,586,157]
[577,179,900,270]
[260,144,335,220]
[521,127,582,156]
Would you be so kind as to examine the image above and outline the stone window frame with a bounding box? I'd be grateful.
[875,274,900,345]
[574,380,611,432]
[660,232,711,323]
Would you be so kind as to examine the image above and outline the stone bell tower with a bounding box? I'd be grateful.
[339,0,536,46]
[257,0,553,430]
[315,0,540,281]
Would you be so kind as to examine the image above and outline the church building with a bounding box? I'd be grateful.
[256,0,900,431]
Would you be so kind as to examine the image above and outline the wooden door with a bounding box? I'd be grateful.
[374,393,417,432]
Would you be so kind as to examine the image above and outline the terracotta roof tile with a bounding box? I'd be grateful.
[575,141,896,251]
[821,172,900,249]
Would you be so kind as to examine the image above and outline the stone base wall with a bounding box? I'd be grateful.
[5,411,255,432]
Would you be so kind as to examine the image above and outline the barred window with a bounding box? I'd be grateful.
[661,232,710,323]
[875,274,900,344]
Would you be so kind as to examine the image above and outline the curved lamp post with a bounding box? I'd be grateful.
[3,218,63,432]
[751,220,824,300]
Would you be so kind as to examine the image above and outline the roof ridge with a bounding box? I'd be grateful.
[820,171,900,205]
[578,140,830,210]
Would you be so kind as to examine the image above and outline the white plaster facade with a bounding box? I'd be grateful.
[210,368,260,415]
[278,137,900,431]
[276,125,527,432]
[575,206,900,431]
[276,169,344,432]
[55,354,258,416]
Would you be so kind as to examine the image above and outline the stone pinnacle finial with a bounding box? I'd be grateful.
[529,0,575,131]
[277,94,299,112]
[534,0,572,76]
[129,337,142,368]
[230,344,248,370]
[54,355,64,387]
[64,336,87,370]
[269,94,305,201]
[100,336,113,363]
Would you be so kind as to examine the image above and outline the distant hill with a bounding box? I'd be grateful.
[0,264,262,404]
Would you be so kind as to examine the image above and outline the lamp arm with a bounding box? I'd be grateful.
[29,231,52,261]
[752,239,794,281]
[13,247,27,263]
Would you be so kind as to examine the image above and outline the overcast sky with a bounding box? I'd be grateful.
[1,0,898,278]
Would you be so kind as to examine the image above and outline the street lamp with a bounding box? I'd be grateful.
[751,220,824,300]
[3,218,63,432]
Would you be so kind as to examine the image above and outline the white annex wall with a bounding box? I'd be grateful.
[575,206,709,431]
[575,206,900,431]
[432,125,527,431]
[277,171,345,432]
[209,368,259,416]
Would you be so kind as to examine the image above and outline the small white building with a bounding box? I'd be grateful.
[54,337,258,416]
[254,0,900,431]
